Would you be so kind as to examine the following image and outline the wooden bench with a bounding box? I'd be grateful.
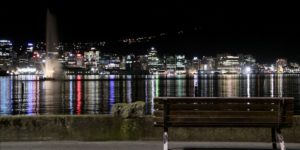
[153,97,294,150]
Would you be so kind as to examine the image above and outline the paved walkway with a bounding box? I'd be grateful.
[0,141,300,150]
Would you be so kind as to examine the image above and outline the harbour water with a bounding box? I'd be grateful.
[0,74,299,115]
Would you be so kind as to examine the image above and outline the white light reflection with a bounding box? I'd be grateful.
[145,79,148,113]
[226,75,233,97]
[247,74,250,97]
[193,74,198,97]
[69,80,73,115]
[155,78,159,96]
[270,74,274,97]
[27,81,33,114]
[278,74,283,97]
[151,78,155,114]
[126,79,132,103]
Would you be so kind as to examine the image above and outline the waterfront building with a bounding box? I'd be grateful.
[99,54,110,70]
[288,62,300,73]
[192,57,200,70]
[136,55,148,71]
[276,59,288,73]
[26,43,34,53]
[261,64,276,73]
[165,55,176,74]
[239,54,257,73]
[98,53,121,72]
[125,54,135,71]
[175,55,186,74]
[0,40,13,70]
[119,56,126,70]
[75,52,84,67]
[199,56,216,73]
[84,49,100,70]
[108,54,121,70]
[217,54,241,73]
[147,47,161,73]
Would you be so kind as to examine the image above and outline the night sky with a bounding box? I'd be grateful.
[1,1,300,63]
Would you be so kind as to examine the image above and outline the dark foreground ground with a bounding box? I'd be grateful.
[0,141,300,150]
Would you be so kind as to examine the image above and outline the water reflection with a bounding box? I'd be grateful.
[76,75,82,114]
[247,74,250,97]
[0,74,300,115]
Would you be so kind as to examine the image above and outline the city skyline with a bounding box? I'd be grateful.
[1,1,300,62]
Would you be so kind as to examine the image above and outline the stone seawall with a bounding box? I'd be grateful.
[0,115,299,142]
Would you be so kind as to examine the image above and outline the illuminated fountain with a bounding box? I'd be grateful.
[43,9,62,80]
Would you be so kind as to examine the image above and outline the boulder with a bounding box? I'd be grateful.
[111,101,145,118]
[111,103,131,118]
[130,101,145,118]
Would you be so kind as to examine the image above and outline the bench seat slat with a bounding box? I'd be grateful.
[155,104,280,111]
[155,117,278,122]
[155,97,294,104]
[154,110,282,117]
[154,122,286,127]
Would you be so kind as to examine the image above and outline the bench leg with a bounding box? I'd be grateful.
[272,128,277,150]
[276,129,286,150]
[163,132,168,150]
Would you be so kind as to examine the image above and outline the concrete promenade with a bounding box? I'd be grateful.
[1,141,300,150]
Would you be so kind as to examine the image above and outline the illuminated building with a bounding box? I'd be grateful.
[199,56,216,73]
[84,49,100,68]
[27,43,34,53]
[240,54,257,73]
[192,57,200,70]
[107,54,120,70]
[0,40,13,70]
[75,52,84,67]
[288,62,300,73]
[99,54,110,70]
[135,55,148,71]
[175,55,186,74]
[276,59,287,73]
[217,54,241,73]
[147,47,161,73]
[125,54,135,71]
[99,53,120,71]
[165,55,176,74]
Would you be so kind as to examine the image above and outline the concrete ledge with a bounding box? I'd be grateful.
[0,115,299,142]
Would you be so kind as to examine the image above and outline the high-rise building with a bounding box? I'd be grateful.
[147,47,160,73]
[199,56,216,73]
[165,55,176,74]
[0,40,13,70]
[217,54,241,73]
[27,43,34,53]
[84,49,100,68]
[239,54,257,73]
[188,57,200,74]
[192,57,200,70]
[125,54,135,71]
[175,55,186,74]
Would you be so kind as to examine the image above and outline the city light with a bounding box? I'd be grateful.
[1,38,300,75]
[17,67,37,74]
[204,64,208,70]
[245,67,251,74]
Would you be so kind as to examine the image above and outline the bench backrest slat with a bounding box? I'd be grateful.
[153,97,294,128]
